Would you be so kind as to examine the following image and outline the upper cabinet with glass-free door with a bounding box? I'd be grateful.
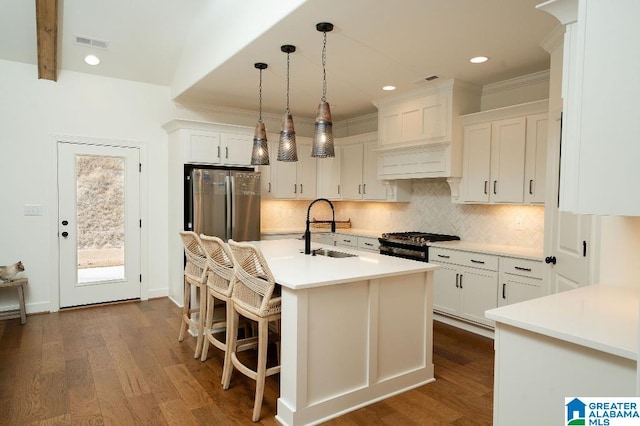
[538,0,640,215]
[457,100,548,204]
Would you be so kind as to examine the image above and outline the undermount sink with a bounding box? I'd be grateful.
[304,248,358,258]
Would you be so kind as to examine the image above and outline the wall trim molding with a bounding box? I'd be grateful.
[481,70,550,97]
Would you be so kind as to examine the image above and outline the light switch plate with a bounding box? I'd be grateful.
[24,204,43,216]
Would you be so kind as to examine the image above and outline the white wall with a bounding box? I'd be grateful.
[0,59,175,313]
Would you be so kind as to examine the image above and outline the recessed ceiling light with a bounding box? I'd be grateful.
[382,85,396,91]
[469,56,489,64]
[84,54,100,66]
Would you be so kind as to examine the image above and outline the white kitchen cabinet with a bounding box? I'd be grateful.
[373,79,481,180]
[273,139,317,200]
[357,236,379,252]
[188,130,253,166]
[457,100,548,204]
[258,139,277,198]
[498,257,543,307]
[311,232,335,246]
[261,232,303,241]
[340,133,411,202]
[538,0,640,215]
[489,117,527,203]
[431,247,498,328]
[316,147,341,200]
[334,234,357,248]
[524,113,548,204]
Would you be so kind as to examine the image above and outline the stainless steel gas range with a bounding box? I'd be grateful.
[378,232,460,262]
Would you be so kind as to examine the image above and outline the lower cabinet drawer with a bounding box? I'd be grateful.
[335,235,357,248]
[357,236,379,252]
[500,257,543,279]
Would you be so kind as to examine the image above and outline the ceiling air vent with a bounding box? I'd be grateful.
[413,75,440,85]
[74,35,109,49]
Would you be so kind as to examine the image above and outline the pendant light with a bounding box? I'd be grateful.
[278,45,298,162]
[251,62,270,165]
[311,22,335,158]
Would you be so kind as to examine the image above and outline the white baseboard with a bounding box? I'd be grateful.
[147,287,169,300]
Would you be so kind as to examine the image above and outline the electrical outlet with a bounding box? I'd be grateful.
[24,204,43,216]
[515,217,524,231]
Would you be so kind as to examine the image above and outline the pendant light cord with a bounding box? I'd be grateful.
[258,68,264,123]
[286,52,291,114]
[321,30,327,102]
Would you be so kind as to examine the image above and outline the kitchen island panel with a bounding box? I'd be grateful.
[307,280,370,405]
[277,271,435,426]
[377,273,432,381]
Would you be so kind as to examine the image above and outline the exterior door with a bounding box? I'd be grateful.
[58,142,141,307]
[544,111,591,294]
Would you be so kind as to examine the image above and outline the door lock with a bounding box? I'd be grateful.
[544,256,557,265]
[61,220,68,226]
[61,231,69,238]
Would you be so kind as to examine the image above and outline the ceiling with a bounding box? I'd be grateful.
[0,0,559,121]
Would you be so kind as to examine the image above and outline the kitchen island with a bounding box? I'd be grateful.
[485,285,638,425]
[249,239,439,425]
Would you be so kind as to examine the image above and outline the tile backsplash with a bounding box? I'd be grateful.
[262,179,544,249]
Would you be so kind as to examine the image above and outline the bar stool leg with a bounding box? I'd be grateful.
[178,277,189,342]
[252,317,269,422]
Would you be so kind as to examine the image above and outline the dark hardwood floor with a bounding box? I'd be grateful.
[0,298,494,425]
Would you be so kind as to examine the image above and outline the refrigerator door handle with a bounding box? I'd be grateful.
[226,175,233,240]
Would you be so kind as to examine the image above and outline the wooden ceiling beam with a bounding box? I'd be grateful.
[35,0,58,81]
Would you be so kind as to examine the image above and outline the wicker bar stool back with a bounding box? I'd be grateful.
[222,240,282,422]
[178,231,208,359]
[199,234,235,363]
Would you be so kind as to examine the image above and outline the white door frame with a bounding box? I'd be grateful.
[48,134,149,312]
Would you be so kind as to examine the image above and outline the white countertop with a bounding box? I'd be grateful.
[248,239,437,290]
[428,240,543,261]
[486,285,638,360]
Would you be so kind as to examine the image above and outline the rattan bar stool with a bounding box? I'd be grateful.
[199,234,236,363]
[178,231,208,359]
[222,240,281,422]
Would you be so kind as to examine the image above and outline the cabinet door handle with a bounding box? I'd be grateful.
[455,273,459,288]
[268,182,271,193]
[514,266,532,272]
[300,184,303,194]
[363,183,367,194]
[338,184,340,195]
[364,242,374,247]
[294,184,297,194]
[484,180,488,195]
[358,184,362,194]
[529,179,534,195]
[470,259,485,264]
[437,254,450,259]
[493,180,497,195]
[344,239,352,243]
[217,146,221,159]
[225,147,229,159]
[459,274,463,289]
[502,283,506,299]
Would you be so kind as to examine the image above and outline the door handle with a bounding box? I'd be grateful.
[545,256,557,265]
[484,181,488,195]
[61,220,68,226]
[459,274,463,289]
[502,283,506,299]
[455,273,459,288]
[61,231,69,238]
[493,180,497,195]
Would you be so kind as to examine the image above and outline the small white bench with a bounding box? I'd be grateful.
[0,278,27,324]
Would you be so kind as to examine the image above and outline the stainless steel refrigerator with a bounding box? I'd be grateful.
[185,167,261,242]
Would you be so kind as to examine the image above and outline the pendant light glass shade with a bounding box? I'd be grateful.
[278,45,298,162]
[312,22,335,158]
[251,62,270,166]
